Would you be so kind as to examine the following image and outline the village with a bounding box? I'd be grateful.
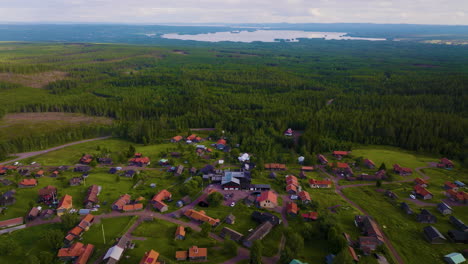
[0,129,467,264]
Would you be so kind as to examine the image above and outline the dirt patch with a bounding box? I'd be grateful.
[0,71,68,88]
[1,112,113,126]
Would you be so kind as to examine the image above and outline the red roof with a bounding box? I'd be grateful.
[286,184,297,193]
[309,179,332,185]
[286,202,298,214]
[317,154,328,163]
[264,163,287,170]
[301,166,314,171]
[189,246,207,258]
[440,158,454,166]
[301,212,318,220]
[187,134,197,141]
[129,157,151,164]
[298,191,311,201]
[58,194,73,210]
[217,139,227,145]
[336,162,349,169]
[333,151,348,156]
[447,190,468,201]
[285,175,298,186]
[256,190,278,205]
[123,203,143,211]
[445,182,457,189]
[414,185,432,197]
[152,189,172,203]
[36,170,44,175]
[19,178,37,186]
[393,164,412,173]
[414,178,428,185]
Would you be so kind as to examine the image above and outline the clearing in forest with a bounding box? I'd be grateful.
[0,70,68,88]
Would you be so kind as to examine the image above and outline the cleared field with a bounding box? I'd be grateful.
[352,146,439,169]
[0,71,68,88]
[0,112,113,141]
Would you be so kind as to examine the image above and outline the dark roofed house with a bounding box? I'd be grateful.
[317,154,328,164]
[423,226,446,244]
[0,190,16,206]
[220,227,244,242]
[363,159,376,169]
[449,216,468,232]
[225,214,235,225]
[447,230,468,243]
[80,154,93,165]
[354,215,384,244]
[400,202,413,215]
[269,172,277,179]
[393,164,412,176]
[69,177,83,186]
[109,167,118,174]
[243,221,274,248]
[200,164,215,175]
[385,190,398,199]
[416,209,437,223]
[358,236,381,255]
[124,170,137,178]
[251,211,282,226]
[74,166,91,173]
[437,202,453,215]
[98,157,113,165]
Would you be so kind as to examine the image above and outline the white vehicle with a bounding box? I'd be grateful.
[30,162,36,165]
[13,162,19,166]
[230,202,236,207]
[409,194,416,199]
[290,195,298,200]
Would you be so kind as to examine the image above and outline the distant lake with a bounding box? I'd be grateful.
[161,30,387,42]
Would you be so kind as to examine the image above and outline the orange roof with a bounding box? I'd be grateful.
[19,178,37,186]
[217,139,227,145]
[301,166,314,171]
[152,189,172,202]
[140,250,160,264]
[65,234,75,242]
[175,251,188,260]
[113,194,131,210]
[298,191,311,201]
[69,226,84,237]
[75,244,94,264]
[414,185,432,196]
[256,190,278,205]
[36,170,44,175]
[58,194,73,210]
[184,209,220,226]
[123,203,144,211]
[58,242,85,257]
[348,246,359,262]
[301,211,318,220]
[264,163,287,169]
[189,246,207,258]
[172,136,183,141]
[187,134,197,140]
[287,202,298,214]
[175,226,186,238]
[82,214,94,223]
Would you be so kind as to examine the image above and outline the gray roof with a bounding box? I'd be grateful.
[423,226,446,240]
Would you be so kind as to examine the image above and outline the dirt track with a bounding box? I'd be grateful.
[0,136,112,166]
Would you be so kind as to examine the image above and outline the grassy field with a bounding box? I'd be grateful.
[121,219,235,264]
[81,216,136,262]
[342,186,468,264]
[351,146,439,169]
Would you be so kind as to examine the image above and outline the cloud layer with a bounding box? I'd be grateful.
[0,0,466,25]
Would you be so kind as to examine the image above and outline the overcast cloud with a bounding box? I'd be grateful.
[0,0,466,25]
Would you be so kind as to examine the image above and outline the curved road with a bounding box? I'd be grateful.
[0,136,112,166]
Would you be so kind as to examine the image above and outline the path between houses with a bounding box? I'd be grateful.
[0,136,112,166]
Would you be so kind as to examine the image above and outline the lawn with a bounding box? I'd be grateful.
[120,218,235,264]
[81,216,136,263]
[342,185,468,264]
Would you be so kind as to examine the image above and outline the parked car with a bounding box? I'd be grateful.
[409,194,416,199]
[230,202,236,207]
[290,195,298,200]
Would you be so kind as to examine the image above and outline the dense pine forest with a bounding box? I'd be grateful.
[0,40,466,165]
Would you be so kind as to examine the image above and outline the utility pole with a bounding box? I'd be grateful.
[102,223,106,244]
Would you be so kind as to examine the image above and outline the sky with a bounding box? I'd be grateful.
[0,0,467,25]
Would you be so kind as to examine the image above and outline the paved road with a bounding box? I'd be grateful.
[0,136,112,166]
[319,167,406,264]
